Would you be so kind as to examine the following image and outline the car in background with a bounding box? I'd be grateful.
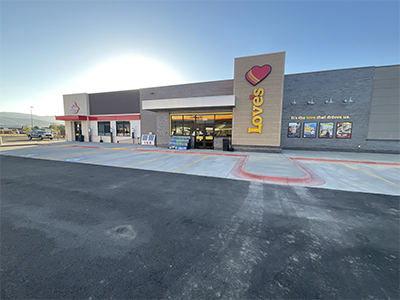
[27,129,53,140]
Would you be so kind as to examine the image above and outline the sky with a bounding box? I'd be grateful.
[1,0,399,116]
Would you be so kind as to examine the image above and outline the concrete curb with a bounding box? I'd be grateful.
[230,156,326,186]
[0,143,38,147]
[0,141,64,147]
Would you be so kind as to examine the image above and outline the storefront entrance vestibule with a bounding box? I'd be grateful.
[74,121,82,141]
[170,113,232,149]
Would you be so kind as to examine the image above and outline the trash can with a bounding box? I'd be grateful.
[79,135,84,142]
[223,138,229,151]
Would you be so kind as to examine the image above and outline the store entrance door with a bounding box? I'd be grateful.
[74,121,82,141]
[195,123,214,149]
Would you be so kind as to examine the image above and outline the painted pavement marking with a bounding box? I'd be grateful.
[339,162,400,187]
[87,151,145,164]
[124,153,177,168]
[173,155,211,173]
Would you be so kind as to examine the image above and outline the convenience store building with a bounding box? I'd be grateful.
[56,52,400,153]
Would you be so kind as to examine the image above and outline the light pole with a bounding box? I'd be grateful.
[30,106,34,128]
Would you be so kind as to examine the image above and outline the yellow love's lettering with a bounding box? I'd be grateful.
[248,88,264,134]
[252,106,263,116]
[253,96,263,106]
[253,88,264,97]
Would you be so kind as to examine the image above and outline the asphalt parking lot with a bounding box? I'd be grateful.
[1,141,399,299]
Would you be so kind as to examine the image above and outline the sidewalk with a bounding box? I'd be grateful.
[283,149,400,164]
[35,141,322,184]
[1,140,399,194]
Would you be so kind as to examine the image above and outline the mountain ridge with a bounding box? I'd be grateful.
[0,112,64,128]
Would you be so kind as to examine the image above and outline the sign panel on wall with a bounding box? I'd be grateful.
[303,122,317,138]
[319,122,334,138]
[336,122,353,139]
[287,122,301,138]
[63,94,89,116]
[232,52,286,147]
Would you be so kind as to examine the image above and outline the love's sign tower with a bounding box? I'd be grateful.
[232,52,286,150]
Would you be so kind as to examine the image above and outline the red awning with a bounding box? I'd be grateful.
[55,115,88,121]
[55,114,141,121]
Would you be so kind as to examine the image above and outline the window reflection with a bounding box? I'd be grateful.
[170,113,232,137]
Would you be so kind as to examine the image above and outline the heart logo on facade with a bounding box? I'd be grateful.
[70,102,80,114]
[245,64,272,86]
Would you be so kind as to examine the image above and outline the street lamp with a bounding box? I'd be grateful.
[30,106,34,128]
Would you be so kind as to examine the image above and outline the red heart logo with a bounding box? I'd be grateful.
[250,95,254,100]
[245,65,272,86]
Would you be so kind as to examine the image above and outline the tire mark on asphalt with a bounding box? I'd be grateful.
[166,181,266,299]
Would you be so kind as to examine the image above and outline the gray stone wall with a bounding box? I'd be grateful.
[156,111,170,147]
[140,110,157,136]
[281,66,387,152]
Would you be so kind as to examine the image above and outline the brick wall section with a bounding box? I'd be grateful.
[281,66,380,152]
[156,111,171,147]
[281,66,400,153]
[140,110,157,136]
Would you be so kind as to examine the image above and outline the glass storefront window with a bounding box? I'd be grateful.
[195,114,215,124]
[98,121,111,136]
[116,121,130,136]
[183,115,195,136]
[170,113,232,137]
[171,115,183,135]
[214,114,232,137]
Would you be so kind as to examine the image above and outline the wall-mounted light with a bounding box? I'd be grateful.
[343,97,353,103]
[291,100,297,105]
[307,98,315,105]
[325,97,333,104]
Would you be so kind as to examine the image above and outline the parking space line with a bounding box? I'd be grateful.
[44,149,104,160]
[124,153,177,168]
[339,162,400,187]
[88,152,145,163]
[173,155,210,173]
